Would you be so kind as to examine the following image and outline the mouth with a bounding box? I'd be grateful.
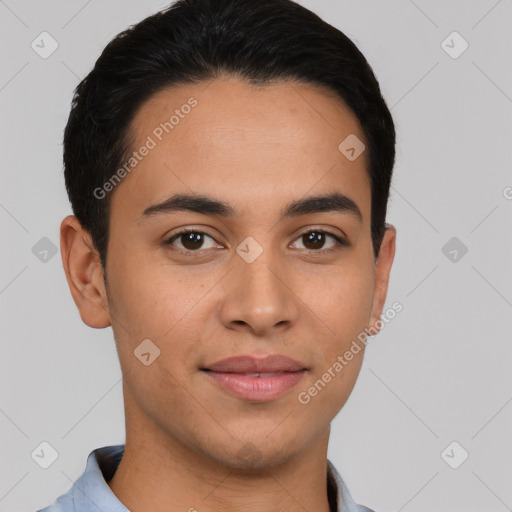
[200,354,308,402]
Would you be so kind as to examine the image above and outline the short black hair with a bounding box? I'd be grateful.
[63,0,396,270]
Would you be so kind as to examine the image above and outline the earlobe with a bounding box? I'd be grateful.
[60,215,111,328]
[367,224,397,336]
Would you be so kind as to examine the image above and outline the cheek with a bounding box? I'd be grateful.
[106,255,215,379]
[332,278,374,335]
[123,353,206,444]
[301,263,375,341]
[297,260,373,407]
[106,253,197,338]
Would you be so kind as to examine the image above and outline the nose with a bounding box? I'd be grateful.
[219,247,300,337]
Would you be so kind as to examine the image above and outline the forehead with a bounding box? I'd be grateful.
[112,76,371,223]
[130,76,365,152]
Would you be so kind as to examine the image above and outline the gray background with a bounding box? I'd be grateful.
[1,0,511,511]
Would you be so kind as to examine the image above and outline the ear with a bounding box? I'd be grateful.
[60,215,111,328]
[367,224,396,335]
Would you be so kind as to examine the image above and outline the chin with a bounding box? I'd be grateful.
[199,434,306,472]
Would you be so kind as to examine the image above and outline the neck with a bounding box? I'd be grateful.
[108,412,333,512]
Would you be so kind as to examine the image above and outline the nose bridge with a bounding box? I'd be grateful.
[221,236,298,335]
[242,246,281,301]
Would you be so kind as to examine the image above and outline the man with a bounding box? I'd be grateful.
[38,0,396,510]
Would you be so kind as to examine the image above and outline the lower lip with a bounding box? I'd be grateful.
[203,371,306,402]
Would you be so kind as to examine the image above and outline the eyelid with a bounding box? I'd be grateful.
[291,227,349,251]
[163,225,349,255]
[163,227,222,254]
[294,225,347,242]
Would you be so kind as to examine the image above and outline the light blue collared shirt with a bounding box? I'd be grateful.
[36,445,375,512]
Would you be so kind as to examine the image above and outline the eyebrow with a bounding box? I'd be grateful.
[140,191,363,223]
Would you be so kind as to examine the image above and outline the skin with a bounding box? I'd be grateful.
[60,75,396,512]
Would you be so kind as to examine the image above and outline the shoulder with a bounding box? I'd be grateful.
[326,459,376,512]
[35,487,75,512]
[34,444,125,512]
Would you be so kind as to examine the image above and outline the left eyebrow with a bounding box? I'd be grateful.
[140,191,363,223]
[282,192,363,223]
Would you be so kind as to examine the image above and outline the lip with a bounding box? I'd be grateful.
[204,354,307,373]
[201,354,308,402]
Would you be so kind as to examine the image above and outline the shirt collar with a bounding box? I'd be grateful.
[71,444,371,512]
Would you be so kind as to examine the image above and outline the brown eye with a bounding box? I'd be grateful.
[291,230,347,252]
[179,231,205,250]
[302,231,326,250]
[164,230,218,253]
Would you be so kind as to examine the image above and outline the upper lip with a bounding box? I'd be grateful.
[203,354,307,373]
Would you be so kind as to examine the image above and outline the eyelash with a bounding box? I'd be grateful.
[163,228,348,256]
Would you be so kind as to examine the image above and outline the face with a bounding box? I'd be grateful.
[62,75,395,470]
